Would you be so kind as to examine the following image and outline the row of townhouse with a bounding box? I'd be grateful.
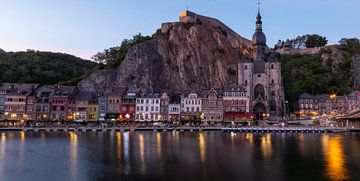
[135,85,251,123]
[298,92,360,117]
[0,83,253,123]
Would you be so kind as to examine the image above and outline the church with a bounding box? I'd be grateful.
[237,10,285,122]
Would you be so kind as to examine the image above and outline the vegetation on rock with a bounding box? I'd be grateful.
[280,37,360,110]
[91,33,152,68]
[274,34,328,49]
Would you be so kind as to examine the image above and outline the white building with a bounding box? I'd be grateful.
[181,93,202,121]
[136,92,161,122]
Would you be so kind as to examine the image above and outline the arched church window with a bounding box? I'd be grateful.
[244,65,248,70]
[245,80,248,84]
[270,99,277,112]
[271,79,275,84]
[271,64,274,69]
[254,84,265,100]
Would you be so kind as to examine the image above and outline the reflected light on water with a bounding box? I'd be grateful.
[322,135,349,181]
[0,133,6,175]
[156,133,162,158]
[139,134,146,175]
[69,132,78,177]
[245,133,254,145]
[123,132,130,175]
[19,132,25,161]
[116,132,122,160]
[261,134,272,159]
[199,133,206,163]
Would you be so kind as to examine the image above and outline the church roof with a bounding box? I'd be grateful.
[299,93,314,99]
[252,11,266,46]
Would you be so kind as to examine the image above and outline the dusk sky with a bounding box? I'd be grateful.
[0,0,358,59]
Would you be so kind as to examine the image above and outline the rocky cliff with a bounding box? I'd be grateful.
[78,12,253,93]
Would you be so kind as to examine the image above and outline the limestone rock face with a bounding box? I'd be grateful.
[352,54,360,90]
[78,15,252,93]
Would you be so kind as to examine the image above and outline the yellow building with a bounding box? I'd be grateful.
[87,102,98,123]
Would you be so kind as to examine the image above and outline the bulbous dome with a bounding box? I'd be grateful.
[252,31,267,46]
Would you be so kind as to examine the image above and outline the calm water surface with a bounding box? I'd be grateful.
[0,131,359,181]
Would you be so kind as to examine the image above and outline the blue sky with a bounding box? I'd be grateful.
[0,0,358,59]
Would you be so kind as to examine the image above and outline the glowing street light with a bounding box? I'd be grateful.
[125,114,130,119]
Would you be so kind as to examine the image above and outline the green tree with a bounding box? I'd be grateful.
[91,33,152,68]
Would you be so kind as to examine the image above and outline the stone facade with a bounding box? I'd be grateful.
[201,88,223,123]
[160,92,169,121]
[237,11,285,122]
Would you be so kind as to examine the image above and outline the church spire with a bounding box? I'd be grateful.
[252,0,266,47]
[256,0,263,31]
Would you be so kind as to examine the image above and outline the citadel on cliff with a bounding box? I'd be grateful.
[176,10,285,122]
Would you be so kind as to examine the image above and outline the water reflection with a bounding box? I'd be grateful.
[116,132,122,161]
[245,133,254,145]
[123,132,130,175]
[156,132,164,176]
[19,132,25,161]
[139,134,146,175]
[322,135,349,181]
[0,132,359,180]
[261,134,272,159]
[0,133,6,175]
[199,133,206,163]
[69,132,78,177]
[156,132,162,158]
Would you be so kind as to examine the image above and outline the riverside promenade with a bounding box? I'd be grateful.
[0,126,356,133]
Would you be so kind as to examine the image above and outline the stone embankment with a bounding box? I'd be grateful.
[0,127,355,133]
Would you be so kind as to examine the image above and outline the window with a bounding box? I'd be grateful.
[61,106,65,111]
[270,99,277,111]
[271,79,275,84]
[254,84,265,100]
[271,64,274,69]
[244,65,248,69]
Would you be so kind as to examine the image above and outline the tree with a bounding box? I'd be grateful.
[91,33,152,68]
[339,38,360,54]
[305,34,328,48]
[274,34,328,49]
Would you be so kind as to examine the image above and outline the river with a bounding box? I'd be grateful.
[0,131,359,181]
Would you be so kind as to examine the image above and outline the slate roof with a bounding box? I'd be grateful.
[299,93,314,99]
